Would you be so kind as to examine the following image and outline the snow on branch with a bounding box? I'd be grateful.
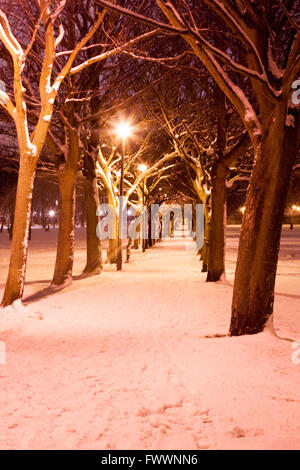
[226,175,250,189]
[0,87,16,119]
[54,24,65,49]
[96,1,262,150]
[125,151,178,201]
[70,30,159,75]
[201,0,266,77]
[0,10,23,60]
[194,34,278,99]
[96,0,188,34]
[51,10,107,93]
[283,31,300,96]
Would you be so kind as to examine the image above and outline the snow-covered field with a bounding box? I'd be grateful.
[0,226,299,450]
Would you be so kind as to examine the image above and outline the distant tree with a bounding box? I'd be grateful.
[146,76,250,280]
[96,127,176,262]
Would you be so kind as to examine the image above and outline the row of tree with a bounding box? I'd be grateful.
[0,0,299,336]
[97,0,300,335]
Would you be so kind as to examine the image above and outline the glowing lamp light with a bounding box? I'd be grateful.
[240,206,246,214]
[138,163,148,173]
[49,210,55,217]
[116,121,132,139]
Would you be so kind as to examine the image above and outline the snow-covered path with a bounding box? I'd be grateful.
[0,230,299,449]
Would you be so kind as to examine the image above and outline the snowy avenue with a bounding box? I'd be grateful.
[0,0,299,455]
[0,227,299,450]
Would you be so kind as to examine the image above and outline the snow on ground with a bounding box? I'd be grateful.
[0,226,299,450]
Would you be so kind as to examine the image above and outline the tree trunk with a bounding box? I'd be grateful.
[199,197,210,272]
[1,158,35,306]
[230,108,298,335]
[8,201,14,241]
[206,163,226,282]
[103,191,118,264]
[148,210,153,248]
[107,237,118,263]
[133,235,140,249]
[82,171,102,275]
[51,167,76,287]
[200,230,209,272]
[126,237,132,263]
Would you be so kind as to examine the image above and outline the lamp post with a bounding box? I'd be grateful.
[116,122,132,271]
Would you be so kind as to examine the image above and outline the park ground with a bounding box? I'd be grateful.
[0,226,299,450]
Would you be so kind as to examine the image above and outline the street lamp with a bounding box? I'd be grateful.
[138,163,148,173]
[116,121,132,271]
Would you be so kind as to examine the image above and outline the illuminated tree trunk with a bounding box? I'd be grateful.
[107,238,117,263]
[133,233,140,249]
[107,233,118,263]
[51,166,76,287]
[107,194,118,264]
[82,157,102,275]
[132,211,141,249]
[83,176,103,274]
[230,108,298,335]
[51,114,81,287]
[206,163,226,282]
[1,158,35,306]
